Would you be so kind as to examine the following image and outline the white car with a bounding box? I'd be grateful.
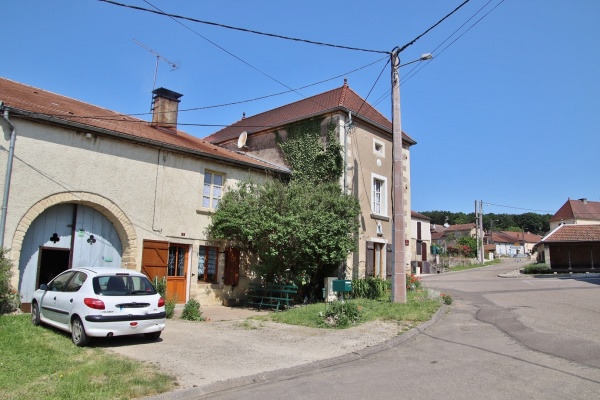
[31,267,166,346]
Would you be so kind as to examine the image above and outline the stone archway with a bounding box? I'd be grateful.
[9,192,138,272]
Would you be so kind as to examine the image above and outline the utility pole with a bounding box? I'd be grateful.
[479,200,484,263]
[475,200,480,262]
[391,48,406,303]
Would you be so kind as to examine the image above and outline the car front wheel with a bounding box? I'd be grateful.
[71,317,90,346]
[31,302,41,326]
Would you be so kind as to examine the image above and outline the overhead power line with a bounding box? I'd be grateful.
[483,202,554,214]
[397,0,471,54]
[98,0,389,54]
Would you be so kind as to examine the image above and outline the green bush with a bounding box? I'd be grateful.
[318,301,361,328]
[0,249,19,314]
[152,276,167,298]
[351,277,390,299]
[180,298,205,321]
[165,299,176,319]
[523,263,551,274]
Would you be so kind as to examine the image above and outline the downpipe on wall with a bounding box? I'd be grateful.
[0,104,16,249]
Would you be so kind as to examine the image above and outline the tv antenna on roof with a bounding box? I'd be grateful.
[132,39,180,92]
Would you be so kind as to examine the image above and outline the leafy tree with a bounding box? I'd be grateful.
[208,180,360,293]
[421,210,551,235]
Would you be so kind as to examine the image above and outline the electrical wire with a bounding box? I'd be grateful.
[355,58,390,117]
[99,0,389,55]
[33,56,388,123]
[397,0,471,54]
[482,202,554,214]
[372,0,503,107]
[402,0,505,85]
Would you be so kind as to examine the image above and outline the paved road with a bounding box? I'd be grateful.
[195,260,600,399]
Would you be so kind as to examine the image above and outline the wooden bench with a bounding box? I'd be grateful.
[246,282,298,311]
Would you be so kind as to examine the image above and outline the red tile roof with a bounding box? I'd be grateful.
[499,231,543,244]
[411,211,431,220]
[204,80,416,145]
[0,77,287,173]
[444,223,476,232]
[550,198,600,222]
[542,224,600,243]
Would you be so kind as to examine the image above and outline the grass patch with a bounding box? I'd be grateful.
[270,289,440,329]
[0,314,175,400]
[450,258,502,272]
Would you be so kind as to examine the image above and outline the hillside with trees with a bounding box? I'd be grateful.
[419,211,552,236]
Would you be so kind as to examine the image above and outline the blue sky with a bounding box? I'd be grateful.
[2,0,599,215]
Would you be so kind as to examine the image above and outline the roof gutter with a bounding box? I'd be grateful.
[5,106,289,175]
[0,103,17,249]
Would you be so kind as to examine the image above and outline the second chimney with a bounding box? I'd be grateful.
[151,87,183,132]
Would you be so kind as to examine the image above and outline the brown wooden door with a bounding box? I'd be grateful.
[224,247,240,286]
[142,240,188,304]
[142,240,168,283]
[167,244,188,304]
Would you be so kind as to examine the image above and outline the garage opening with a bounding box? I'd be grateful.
[37,247,70,288]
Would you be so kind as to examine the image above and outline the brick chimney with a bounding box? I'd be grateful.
[151,87,183,131]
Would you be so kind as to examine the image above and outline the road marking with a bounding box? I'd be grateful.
[522,280,534,286]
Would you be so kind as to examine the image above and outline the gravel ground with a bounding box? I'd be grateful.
[101,314,406,390]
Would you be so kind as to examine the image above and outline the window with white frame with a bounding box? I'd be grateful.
[373,139,385,157]
[202,171,224,209]
[371,173,387,216]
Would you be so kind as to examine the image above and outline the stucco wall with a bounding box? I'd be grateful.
[0,117,267,301]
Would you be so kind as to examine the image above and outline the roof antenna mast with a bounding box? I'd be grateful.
[132,39,180,109]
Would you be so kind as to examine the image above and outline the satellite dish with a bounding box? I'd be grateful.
[237,131,248,148]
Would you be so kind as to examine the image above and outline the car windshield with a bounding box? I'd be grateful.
[93,275,157,296]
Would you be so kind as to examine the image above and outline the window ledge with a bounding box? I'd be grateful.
[371,213,390,221]
[196,207,215,216]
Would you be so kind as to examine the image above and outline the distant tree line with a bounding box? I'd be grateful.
[419,211,552,236]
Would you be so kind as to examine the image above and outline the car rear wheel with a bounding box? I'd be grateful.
[71,317,90,346]
[144,331,161,341]
[31,302,41,326]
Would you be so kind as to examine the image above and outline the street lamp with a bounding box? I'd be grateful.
[391,51,432,303]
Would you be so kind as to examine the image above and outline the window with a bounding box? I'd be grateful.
[371,174,387,216]
[168,245,187,277]
[373,139,385,157]
[48,271,75,292]
[202,171,224,209]
[198,246,219,283]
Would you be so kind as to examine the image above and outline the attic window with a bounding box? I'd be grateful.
[373,139,385,157]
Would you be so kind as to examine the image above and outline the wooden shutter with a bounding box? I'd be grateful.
[417,222,422,240]
[421,242,427,261]
[142,240,168,282]
[224,247,240,286]
[366,241,374,277]
[386,243,393,277]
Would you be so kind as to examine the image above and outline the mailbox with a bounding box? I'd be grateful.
[332,279,352,293]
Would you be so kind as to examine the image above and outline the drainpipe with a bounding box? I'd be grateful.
[0,104,16,249]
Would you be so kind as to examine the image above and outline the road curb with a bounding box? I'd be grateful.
[144,305,447,399]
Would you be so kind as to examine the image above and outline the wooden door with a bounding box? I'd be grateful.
[167,244,188,304]
[142,240,169,283]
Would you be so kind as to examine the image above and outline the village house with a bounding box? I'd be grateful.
[204,79,417,279]
[534,198,600,270]
[0,77,288,310]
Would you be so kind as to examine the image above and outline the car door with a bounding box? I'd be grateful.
[39,271,75,325]
[54,271,88,326]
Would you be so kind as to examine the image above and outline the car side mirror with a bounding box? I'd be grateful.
[39,284,48,291]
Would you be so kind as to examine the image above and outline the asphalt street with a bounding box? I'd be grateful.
[191,260,600,400]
